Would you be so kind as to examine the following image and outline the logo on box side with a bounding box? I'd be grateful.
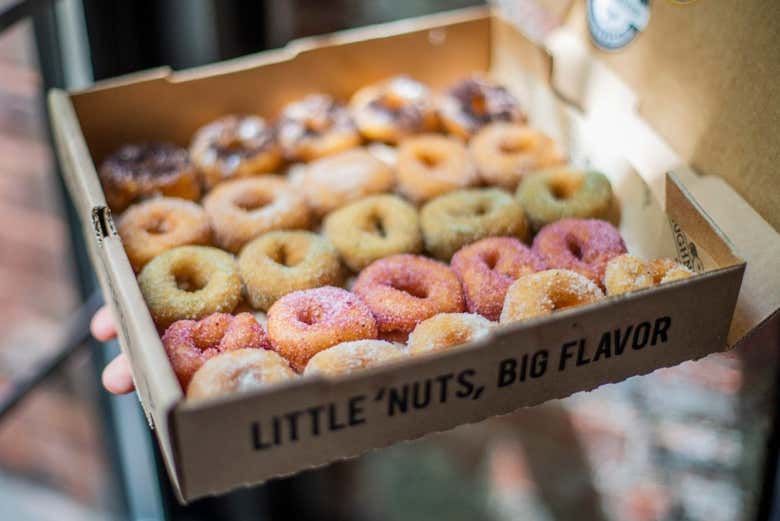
[587,0,651,51]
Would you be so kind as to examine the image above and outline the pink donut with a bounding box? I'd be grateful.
[451,237,546,321]
[532,218,626,286]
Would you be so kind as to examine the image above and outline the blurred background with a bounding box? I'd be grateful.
[0,0,778,520]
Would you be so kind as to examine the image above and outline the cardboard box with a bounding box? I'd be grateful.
[48,6,780,502]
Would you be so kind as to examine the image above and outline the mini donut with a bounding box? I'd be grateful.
[420,188,528,261]
[470,122,566,190]
[277,94,361,162]
[161,312,272,389]
[203,176,310,253]
[532,218,627,286]
[407,313,494,357]
[323,194,422,272]
[349,75,438,143]
[187,349,298,401]
[517,167,614,231]
[304,340,406,377]
[450,237,546,321]
[138,246,242,328]
[99,143,200,212]
[238,230,342,311]
[438,76,525,139]
[500,269,604,324]
[267,286,378,371]
[190,115,282,189]
[396,134,478,204]
[118,197,211,272]
[604,254,694,296]
[352,254,465,342]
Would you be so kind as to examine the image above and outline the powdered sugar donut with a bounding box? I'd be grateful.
[438,76,525,139]
[604,254,694,295]
[407,313,494,356]
[304,340,406,377]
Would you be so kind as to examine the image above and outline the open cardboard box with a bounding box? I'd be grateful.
[48,6,780,502]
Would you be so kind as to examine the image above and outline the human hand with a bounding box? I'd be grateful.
[90,305,135,394]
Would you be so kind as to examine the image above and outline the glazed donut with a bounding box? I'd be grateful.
[203,176,310,253]
[118,197,211,272]
[532,218,626,286]
[99,143,200,213]
[161,312,272,389]
[267,286,378,371]
[604,254,694,296]
[450,237,546,321]
[438,76,525,139]
[303,340,406,377]
[420,188,528,260]
[238,230,342,311]
[349,75,438,143]
[352,254,465,342]
[407,313,494,356]
[517,167,614,231]
[138,246,242,328]
[470,123,566,190]
[300,148,395,218]
[500,269,604,324]
[323,194,422,272]
[396,134,478,204]
[190,115,282,189]
[277,94,361,162]
[187,349,297,401]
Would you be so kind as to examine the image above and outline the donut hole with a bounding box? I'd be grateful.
[269,244,305,268]
[565,236,584,260]
[481,250,500,270]
[297,306,323,326]
[548,173,584,200]
[416,151,442,169]
[144,218,172,235]
[390,279,429,299]
[449,200,490,218]
[499,135,533,155]
[173,265,208,292]
[552,289,583,310]
[234,192,272,212]
[363,212,387,238]
[470,94,487,116]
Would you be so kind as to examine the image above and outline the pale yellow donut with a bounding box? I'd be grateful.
[604,254,694,295]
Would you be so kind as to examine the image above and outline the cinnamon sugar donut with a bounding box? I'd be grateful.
[278,94,361,161]
[604,254,694,296]
[407,313,494,356]
[304,340,405,377]
[439,76,525,139]
[267,286,378,371]
[352,254,465,342]
[451,237,546,321]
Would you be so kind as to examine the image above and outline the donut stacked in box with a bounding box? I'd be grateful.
[100,74,694,402]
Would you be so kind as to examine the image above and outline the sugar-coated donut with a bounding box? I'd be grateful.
[267,286,378,371]
[203,176,310,253]
[451,237,546,320]
[352,254,465,341]
[470,123,565,190]
[238,230,342,311]
[304,340,406,377]
[190,115,282,189]
[118,197,211,272]
[407,313,494,356]
[604,254,694,296]
[396,134,478,204]
[161,312,272,389]
[99,143,200,212]
[532,218,626,286]
[439,76,525,139]
[420,188,528,260]
[323,194,422,271]
[500,269,604,324]
[187,349,297,401]
[139,246,242,328]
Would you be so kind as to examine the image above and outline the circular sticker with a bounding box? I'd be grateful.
[587,0,651,51]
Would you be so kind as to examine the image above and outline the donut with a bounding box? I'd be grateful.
[117,197,211,272]
[187,349,298,401]
[500,269,604,324]
[323,194,422,272]
[396,134,478,204]
[190,115,282,189]
[277,94,361,162]
[203,176,310,253]
[470,122,566,190]
[532,218,626,286]
[267,286,378,371]
[238,230,342,311]
[303,340,406,377]
[450,237,546,320]
[161,312,272,389]
[420,188,528,260]
[138,246,242,328]
[407,313,494,356]
[99,143,200,212]
[352,254,465,342]
[604,254,694,296]
[438,76,525,139]
[517,167,614,231]
[300,148,394,218]
[349,75,438,143]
